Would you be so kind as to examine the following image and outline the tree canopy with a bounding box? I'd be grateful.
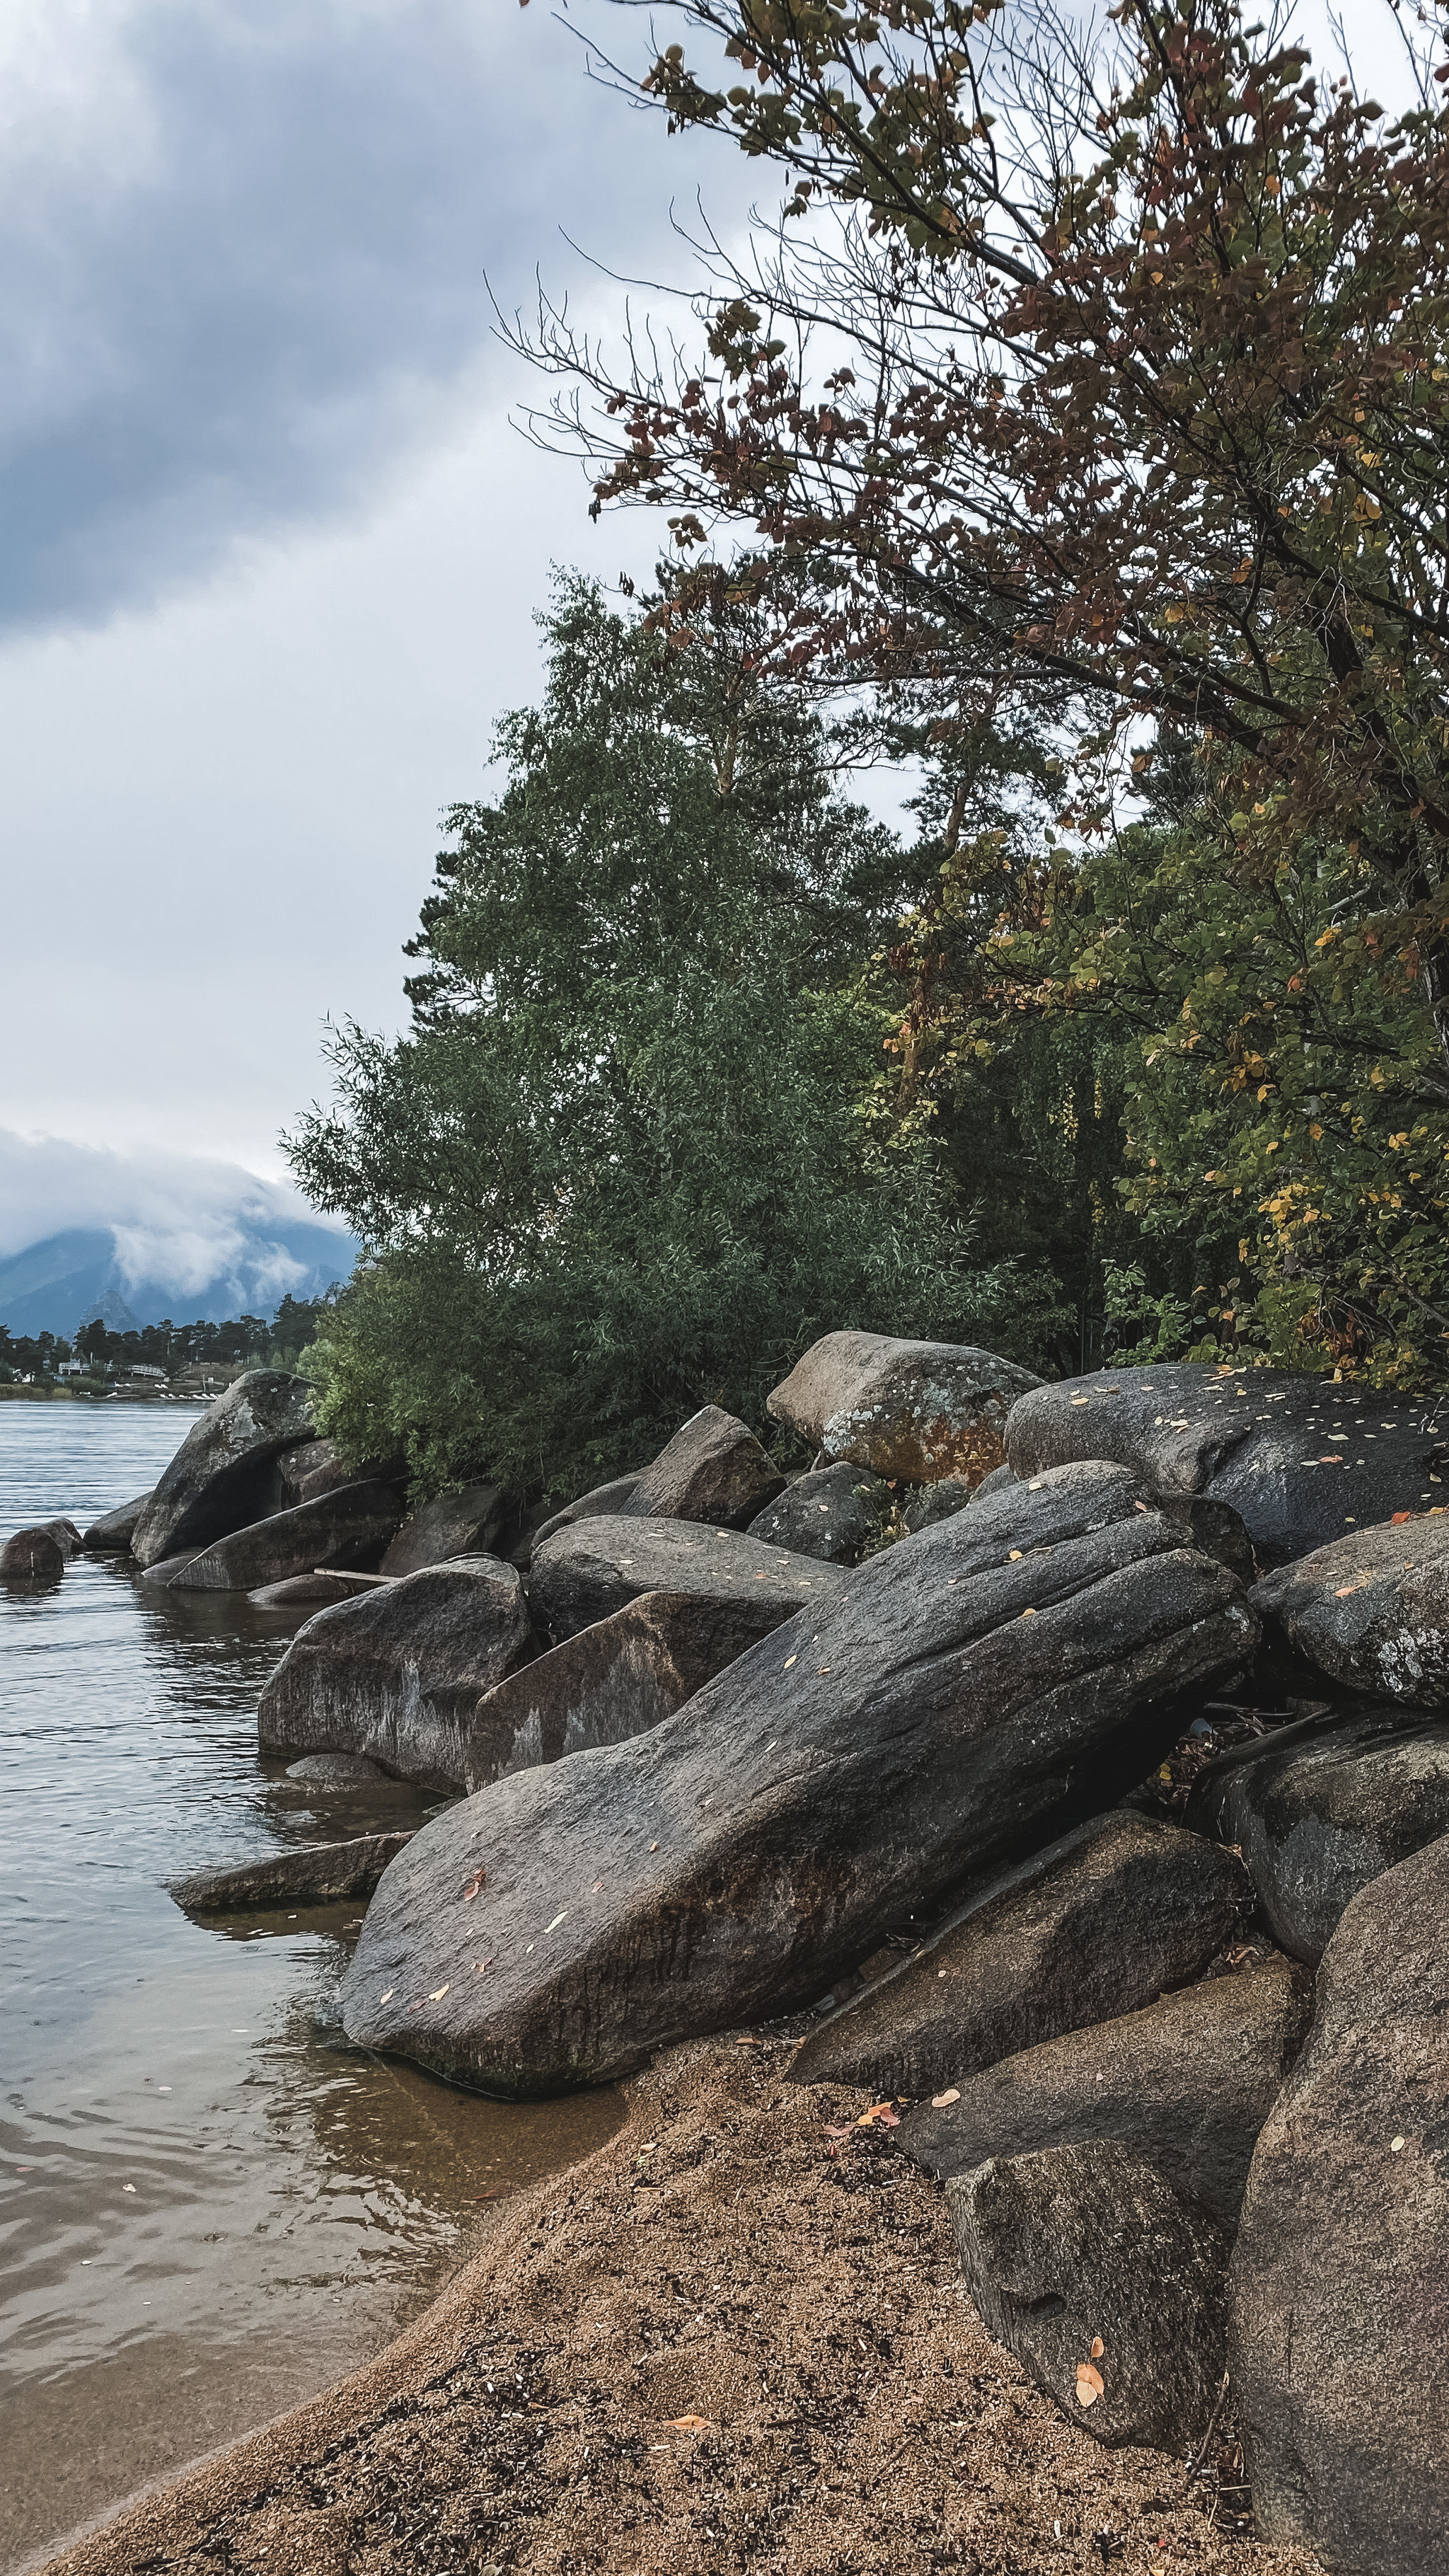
[287,575,1020,1496]
[511,0,1449,1383]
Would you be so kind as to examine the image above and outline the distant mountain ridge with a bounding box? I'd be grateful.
[0,1222,358,1339]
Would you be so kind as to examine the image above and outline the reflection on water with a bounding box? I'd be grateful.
[0,1405,623,2572]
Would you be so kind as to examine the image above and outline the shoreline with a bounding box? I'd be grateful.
[29,2038,1326,2576]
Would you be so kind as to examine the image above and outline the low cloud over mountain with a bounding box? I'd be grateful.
[0,1130,355,1336]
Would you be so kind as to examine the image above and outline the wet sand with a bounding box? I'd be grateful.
[32,2038,1326,2576]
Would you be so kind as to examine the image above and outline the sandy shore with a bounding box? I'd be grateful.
[34,2038,1324,2576]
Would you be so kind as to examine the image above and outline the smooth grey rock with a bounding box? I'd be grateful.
[381,1482,509,1578]
[972,1463,1019,1504]
[744,1462,890,1563]
[169,1832,413,1911]
[768,1331,1041,1483]
[138,1550,205,1587]
[1007,1364,1449,1568]
[464,1584,803,1793]
[284,1752,388,1783]
[1186,1706,1449,1963]
[81,1491,153,1551]
[0,1517,81,1581]
[899,1955,1313,2228]
[902,1476,974,1534]
[131,1372,316,1568]
[1230,1834,1449,2572]
[949,2141,1232,2452]
[339,1462,1257,2095]
[529,1474,642,1559]
[250,1568,395,1608]
[168,1480,403,1592]
[527,1514,843,1645]
[792,1810,1252,2098]
[622,1405,785,1529]
[1252,1513,1449,1703]
[267,1438,403,1512]
[257,1556,535,1789]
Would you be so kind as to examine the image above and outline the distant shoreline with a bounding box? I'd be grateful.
[0,1385,205,1405]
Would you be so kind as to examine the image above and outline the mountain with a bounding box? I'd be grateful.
[0,1221,358,1340]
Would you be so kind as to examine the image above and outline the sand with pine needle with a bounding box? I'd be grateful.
[36,2036,1324,2576]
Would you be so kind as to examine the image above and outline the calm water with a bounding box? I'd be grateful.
[0,1403,622,2573]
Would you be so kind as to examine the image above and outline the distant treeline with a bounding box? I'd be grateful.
[0,1292,335,1384]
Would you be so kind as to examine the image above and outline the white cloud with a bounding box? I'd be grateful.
[0,1125,344,1270]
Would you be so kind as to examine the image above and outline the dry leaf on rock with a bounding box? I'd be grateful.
[1076,2362,1105,2407]
[932,2089,961,2108]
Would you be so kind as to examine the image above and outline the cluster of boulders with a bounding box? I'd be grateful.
[13,1333,1448,2568]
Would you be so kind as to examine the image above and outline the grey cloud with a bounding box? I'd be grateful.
[0,0,715,633]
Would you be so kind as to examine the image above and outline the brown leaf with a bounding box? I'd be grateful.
[462,1868,487,1902]
[662,2414,712,2432]
[1391,1510,1415,1524]
[1076,2362,1104,2406]
[1090,2336,1104,2359]
[857,2101,901,2128]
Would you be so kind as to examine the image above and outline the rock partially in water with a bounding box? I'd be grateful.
[1007,1363,1449,1567]
[1230,1834,1449,2572]
[170,1832,415,1911]
[258,1557,536,1788]
[381,1483,510,1577]
[130,1372,316,1568]
[528,1514,843,1644]
[81,1490,153,1551]
[792,1810,1252,2099]
[339,1463,1257,2095]
[768,1330,1041,1483]
[744,1462,890,1563]
[948,2141,1232,2453]
[137,1549,204,1587]
[168,1481,403,1592]
[898,1955,1312,2229]
[464,1585,802,1792]
[284,1752,390,1783]
[0,1517,82,1582]
[622,1405,785,1529]
[1252,1513,1449,1703]
[251,1569,395,1608]
[1185,1705,1449,1963]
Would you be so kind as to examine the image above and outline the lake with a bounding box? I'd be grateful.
[0,1403,622,2574]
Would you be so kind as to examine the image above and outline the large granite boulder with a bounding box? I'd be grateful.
[339,1462,1257,2094]
[1252,1513,1449,1703]
[1,1517,82,1581]
[1007,1363,1448,1567]
[898,1955,1313,2228]
[130,1372,316,1568]
[170,1832,413,1911]
[465,1585,805,1791]
[381,1482,509,1577]
[166,1480,403,1592]
[792,1810,1251,2098]
[744,1462,890,1563]
[901,1476,974,1535]
[1186,1706,1449,1963]
[257,1557,536,1789]
[81,1491,153,1551]
[622,1405,785,1528]
[768,1331,1041,1483]
[527,1514,843,1644]
[1230,1834,1449,2572]
[948,2141,1232,2453]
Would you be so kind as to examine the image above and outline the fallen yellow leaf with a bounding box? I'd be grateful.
[429,1984,450,2001]
[931,2088,961,2108]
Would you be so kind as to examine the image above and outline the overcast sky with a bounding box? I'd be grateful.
[0,0,1411,1260]
[0,0,756,1246]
